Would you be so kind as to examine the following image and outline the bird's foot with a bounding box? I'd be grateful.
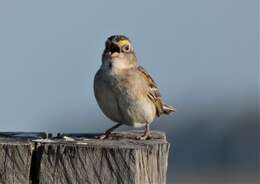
[136,133,151,140]
[95,132,111,140]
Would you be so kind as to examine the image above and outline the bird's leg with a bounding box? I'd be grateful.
[98,123,122,139]
[137,124,151,140]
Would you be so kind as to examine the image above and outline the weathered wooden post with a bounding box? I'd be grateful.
[0,138,32,184]
[0,131,170,184]
[0,132,46,184]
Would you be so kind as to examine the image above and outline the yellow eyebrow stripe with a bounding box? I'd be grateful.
[118,39,129,46]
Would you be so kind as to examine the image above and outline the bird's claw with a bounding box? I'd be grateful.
[95,133,111,140]
[136,133,151,140]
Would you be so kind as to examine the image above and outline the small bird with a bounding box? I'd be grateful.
[94,35,175,140]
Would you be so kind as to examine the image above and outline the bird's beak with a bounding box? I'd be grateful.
[108,42,121,54]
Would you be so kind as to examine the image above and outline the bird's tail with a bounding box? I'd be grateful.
[163,104,176,114]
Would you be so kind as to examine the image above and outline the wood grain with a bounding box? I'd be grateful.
[0,138,33,184]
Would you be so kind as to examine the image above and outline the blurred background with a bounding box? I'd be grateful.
[0,0,259,183]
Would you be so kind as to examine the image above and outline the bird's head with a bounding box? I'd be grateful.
[102,35,137,70]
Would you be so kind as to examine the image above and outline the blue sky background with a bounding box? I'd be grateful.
[0,0,259,183]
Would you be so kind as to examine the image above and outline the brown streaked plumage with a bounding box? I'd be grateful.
[94,35,175,140]
[137,65,176,116]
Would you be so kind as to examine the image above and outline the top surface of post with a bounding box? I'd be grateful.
[32,131,168,149]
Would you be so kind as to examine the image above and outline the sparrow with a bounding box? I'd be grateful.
[94,35,175,140]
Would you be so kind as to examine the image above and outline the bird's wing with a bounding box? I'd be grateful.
[137,65,175,116]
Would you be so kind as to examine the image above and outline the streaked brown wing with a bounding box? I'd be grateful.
[137,65,165,116]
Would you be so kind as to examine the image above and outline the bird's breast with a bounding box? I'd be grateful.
[94,68,156,126]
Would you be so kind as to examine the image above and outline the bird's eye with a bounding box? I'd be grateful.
[123,45,130,52]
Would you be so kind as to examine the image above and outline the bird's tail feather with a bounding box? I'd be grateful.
[163,104,176,114]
